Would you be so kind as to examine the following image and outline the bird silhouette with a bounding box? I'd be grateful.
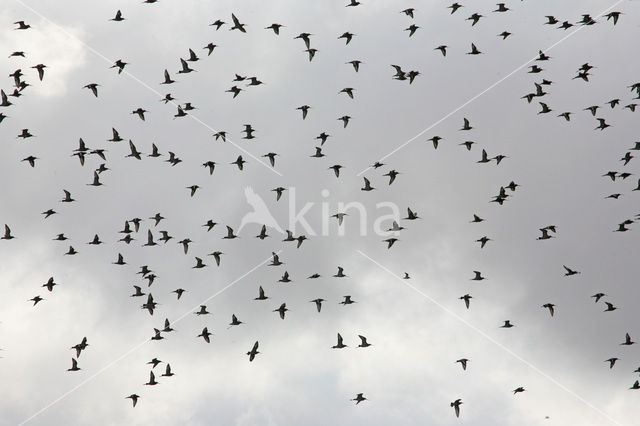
[247,341,260,361]
[451,399,463,417]
[332,333,347,349]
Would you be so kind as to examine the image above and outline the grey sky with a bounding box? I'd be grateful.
[0,0,639,425]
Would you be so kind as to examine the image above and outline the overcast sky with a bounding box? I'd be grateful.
[1,0,639,425]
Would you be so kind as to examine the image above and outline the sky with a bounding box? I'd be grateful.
[0,0,639,425]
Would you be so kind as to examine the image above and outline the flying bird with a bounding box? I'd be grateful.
[247,341,260,361]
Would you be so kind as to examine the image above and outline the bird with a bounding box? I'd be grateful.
[272,187,286,201]
[451,399,463,418]
[231,156,246,170]
[115,233,131,250]
[265,23,284,35]
[193,257,206,269]
[32,64,47,81]
[29,295,44,305]
[202,161,216,175]
[274,303,288,319]
[604,302,617,312]
[545,15,559,25]
[542,303,555,317]
[247,341,260,361]
[538,102,552,114]
[405,208,419,220]
[329,165,343,177]
[161,364,174,377]
[187,185,200,197]
[339,87,355,99]
[72,338,89,358]
[595,118,610,131]
[126,394,139,407]
[537,228,553,240]
[338,116,351,128]
[513,387,525,394]
[195,305,210,316]
[229,314,243,327]
[162,319,174,333]
[22,156,38,167]
[401,8,415,18]
[332,333,347,349]
[42,209,56,219]
[347,60,362,72]
[294,32,313,49]
[261,152,278,168]
[606,358,619,369]
[383,238,398,249]
[341,295,355,305]
[405,24,420,37]
[383,170,399,185]
[296,105,311,120]
[460,294,472,309]
[501,320,514,328]
[558,20,573,30]
[563,265,580,276]
[87,234,103,245]
[223,226,238,239]
[351,393,367,404]
[338,32,355,45]
[144,370,158,385]
[471,271,485,281]
[67,358,81,371]
[467,13,483,26]
[476,236,491,248]
[110,10,124,21]
[605,11,622,25]
[230,13,246,32]
[467,43,481,55]
[592,293,606,303]
[456,359,469,370]
[85,171,102,187]
[256,225,269,240]
[210,19,225,30]
[357,335,371,348]
[204,251,222,267]
[311,147,325,158]
[110,59,127,74]
[558,112,572,121]
[131,108,147,121]
[435,45,447,57]
[311,299,325,313]
[278,271,291,283]
[621,333,635,346]
[14,21,31,30]
[125,141,143,160]
[147,358,162,369]
[254,286,268,301]
[334,267,346,278]
[448,3,463,14]
[198,327,212,343]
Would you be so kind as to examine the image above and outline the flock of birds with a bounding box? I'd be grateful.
[1,0,639,423]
